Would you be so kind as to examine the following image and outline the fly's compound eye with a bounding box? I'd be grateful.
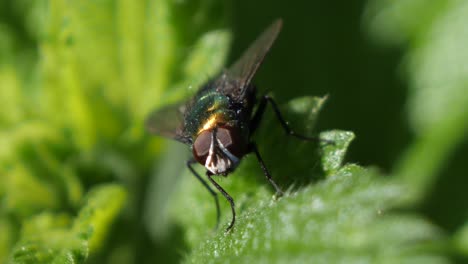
[216,126,243,158]
[193,130,212,164]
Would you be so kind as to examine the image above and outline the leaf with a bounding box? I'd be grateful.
[366,0,468,203]
[0,218,15,264]
[366,1,468,260]
[185,166,446,263]
[9,184,126,264]
[1,0,230,262]
[320,130,355,175]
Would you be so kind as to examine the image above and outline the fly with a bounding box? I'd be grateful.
[146,19,320,232]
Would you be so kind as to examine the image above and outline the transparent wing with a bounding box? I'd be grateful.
[145,103,191,144]
[218,19,283,99]
[146,19,282,143]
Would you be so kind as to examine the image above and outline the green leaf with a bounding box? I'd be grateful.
[0,218,15,264]
[185,164,445,263]
[10,213,86,264]
[366,1,468,260]
[320,130,355,175]
[10,184,126,264]
[366,0,468,203]
[283,96,328,136]
[1,0,230,262]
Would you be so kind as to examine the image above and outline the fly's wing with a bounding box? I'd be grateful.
[146,20,282,142]
[217,19,283,100]
[145,103,191,145]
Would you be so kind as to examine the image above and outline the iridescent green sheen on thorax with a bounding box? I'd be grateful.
[183,89,237,139]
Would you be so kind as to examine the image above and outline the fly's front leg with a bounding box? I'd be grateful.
[187,159,220,229]
[206,172,236,232]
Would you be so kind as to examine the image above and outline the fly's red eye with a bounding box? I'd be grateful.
[193,130,212,164]
[217,126,244,158]
[216,127,233,148]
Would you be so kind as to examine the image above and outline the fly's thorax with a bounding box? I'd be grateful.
[183,91,235,136]
[192,125,248,175]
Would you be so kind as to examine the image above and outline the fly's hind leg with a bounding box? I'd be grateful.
[250,95,322,141]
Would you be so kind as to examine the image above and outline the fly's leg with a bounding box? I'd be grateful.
[206,172,236,232]
[187,159,220,230]
[249,142,284,197]
[250,95,320,141]
[248,95,331,197]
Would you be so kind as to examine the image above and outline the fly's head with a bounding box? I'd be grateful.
[192,126,246,175]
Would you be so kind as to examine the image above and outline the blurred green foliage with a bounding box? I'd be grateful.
[0,0,467,263]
